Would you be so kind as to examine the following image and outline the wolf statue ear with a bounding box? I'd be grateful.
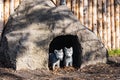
[60,49,63,52]
[64,47,67,49]
[54,49,58,53]
[70,47,72,49]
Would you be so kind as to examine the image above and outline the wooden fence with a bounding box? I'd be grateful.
[0,0,21,33]
[0,0,120,50]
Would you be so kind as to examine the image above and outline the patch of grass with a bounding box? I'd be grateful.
[108,49,120,56]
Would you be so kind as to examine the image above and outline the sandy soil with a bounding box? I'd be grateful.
[0,57,120,80]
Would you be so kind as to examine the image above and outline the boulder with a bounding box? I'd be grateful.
[0,0,108,70]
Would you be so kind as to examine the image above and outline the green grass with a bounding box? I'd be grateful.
[108,49,120,56]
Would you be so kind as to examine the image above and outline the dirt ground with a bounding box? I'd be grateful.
[0,57,120,80]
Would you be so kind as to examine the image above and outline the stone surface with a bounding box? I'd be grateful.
[0,0,108,70]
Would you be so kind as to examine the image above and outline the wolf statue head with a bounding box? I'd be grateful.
[64,47,73,57]
[54,49,64,60]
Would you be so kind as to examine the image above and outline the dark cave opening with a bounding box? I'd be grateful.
[49,35,82,69]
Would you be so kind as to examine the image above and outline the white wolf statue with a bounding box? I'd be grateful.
[64,47,73,67]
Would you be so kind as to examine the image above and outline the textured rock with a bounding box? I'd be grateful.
[0,0,108,70]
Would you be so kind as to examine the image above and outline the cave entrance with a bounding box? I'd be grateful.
[49,35,82,69]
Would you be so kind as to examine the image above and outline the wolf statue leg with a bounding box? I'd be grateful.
[56,60,60,68]
[52,60,60,70]
[65,61,69,67]
[70,61,73,66]
[52,63,55,70]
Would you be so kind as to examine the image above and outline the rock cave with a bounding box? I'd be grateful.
[0,0,108,70]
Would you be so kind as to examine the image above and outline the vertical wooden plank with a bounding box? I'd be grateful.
[4,0,10,24]
[0,0,4,34]
[66,0,71,9]
[105,0,111,49]
[93,0,97,35]
[83,0,88,27]
[102,0,108,49]
[79,0,84,24]
[97,0,103,40]
[78,0,80,21]
[56,0,60,6]
[76,0,79,18]
[88,0,93,30]
[111,0,115,49]
[10,0,15,15]
[73,0,77,15]
[115,0,120,49]
[14,0,20,9]
[71,0,74,12]
[70,0,72,10]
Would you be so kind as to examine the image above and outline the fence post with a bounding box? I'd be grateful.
[111,0,115,49]
[14,0,20,9]
[83,0,88,27]
[93,0,97,35]
[106,0,112,49]
[66,0,72,10]
[4,0,10,24]
[10,0,15,15]
[115,0,120,49]
[88,0,93,30]
[79,0,84,24]
[103,0,109,49]
[97,0,103,40]
[0,0,4,34]
[76,0,79,18]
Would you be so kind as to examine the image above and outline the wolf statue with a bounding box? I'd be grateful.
[64,47,73,67]
[49,49,64,70]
